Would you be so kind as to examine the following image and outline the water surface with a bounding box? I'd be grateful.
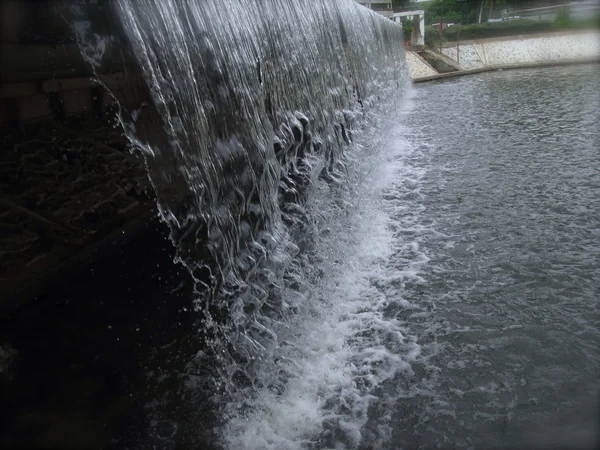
[380,65,600,449]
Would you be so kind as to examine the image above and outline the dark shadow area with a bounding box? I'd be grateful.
[0,220,216,448]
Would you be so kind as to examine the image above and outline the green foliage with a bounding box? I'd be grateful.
[424,16,600,46]
[424,26,441,47]
[425,0,465,24]
[393,0,416,9]
[553,7,571,27]
[423,0,512,25]
[402,19,415,42]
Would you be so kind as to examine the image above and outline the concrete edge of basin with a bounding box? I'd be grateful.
[412,58,600,83]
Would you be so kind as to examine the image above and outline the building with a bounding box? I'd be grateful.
[392,10,426,46]
[355,1,394,18]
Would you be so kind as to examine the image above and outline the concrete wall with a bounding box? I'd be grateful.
[0,0,141,127]
[442,31,600,70]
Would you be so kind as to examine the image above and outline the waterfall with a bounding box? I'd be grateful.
[73,0,410,446]
[108,0,406,375]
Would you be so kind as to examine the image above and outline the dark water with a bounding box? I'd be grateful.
[0,223,201,448]
[382,65,600,449]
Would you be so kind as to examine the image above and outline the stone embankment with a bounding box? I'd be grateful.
[405,51,438,79]
[406,29,600,82]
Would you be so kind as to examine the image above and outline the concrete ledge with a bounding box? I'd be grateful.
[413,58,600,83]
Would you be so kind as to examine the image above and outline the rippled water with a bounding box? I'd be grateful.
[377,65,600,449]
[220,65,600,449]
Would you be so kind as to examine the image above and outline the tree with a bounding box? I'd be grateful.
[424,0,506,25]
[426,0,471,25]
[486,0,507,20]
[476,0,506,21]
[392,0,417,11]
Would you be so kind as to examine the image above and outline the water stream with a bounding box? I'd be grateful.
[76,0,413,447]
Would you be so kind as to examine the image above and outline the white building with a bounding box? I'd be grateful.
[355,1,394,18]
[392,10,426,46]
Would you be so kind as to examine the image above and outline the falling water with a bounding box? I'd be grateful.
[69,0,411,446]
[114,0,406,353]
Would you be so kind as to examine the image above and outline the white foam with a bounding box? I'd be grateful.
[222,95,429,449]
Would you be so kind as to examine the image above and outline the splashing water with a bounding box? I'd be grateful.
[109,0,407,381]
[72,0,412,446]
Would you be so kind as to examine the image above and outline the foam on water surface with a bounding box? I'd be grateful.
[222,100,425,449]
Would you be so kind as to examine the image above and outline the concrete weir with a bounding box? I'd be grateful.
[0,0,407,316]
